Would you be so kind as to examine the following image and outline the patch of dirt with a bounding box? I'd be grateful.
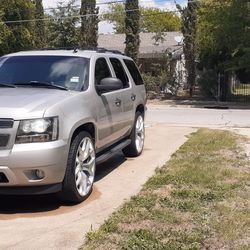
[202,236,230,250]
[152,184,173,197]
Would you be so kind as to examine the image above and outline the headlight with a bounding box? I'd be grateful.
[16,117,58,144]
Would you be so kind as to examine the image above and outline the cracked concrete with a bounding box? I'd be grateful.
[147,105,250,128]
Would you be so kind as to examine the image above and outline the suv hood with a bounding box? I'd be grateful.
[0,88,77,120]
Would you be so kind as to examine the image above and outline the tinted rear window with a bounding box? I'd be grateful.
[123,59,144,85]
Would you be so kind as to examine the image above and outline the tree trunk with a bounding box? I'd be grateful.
[34,0,46,49]
[125,0,140,63]
[80,0,99,48]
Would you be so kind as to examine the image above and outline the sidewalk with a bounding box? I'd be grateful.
[147,99,250,110]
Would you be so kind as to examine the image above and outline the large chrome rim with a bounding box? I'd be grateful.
[135,115,145,153]
[75,137,95,197]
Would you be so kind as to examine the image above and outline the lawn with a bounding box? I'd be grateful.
[81,129,250,250]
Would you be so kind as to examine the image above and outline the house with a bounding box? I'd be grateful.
[98,31,186,85]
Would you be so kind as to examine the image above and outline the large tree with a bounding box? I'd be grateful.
[34,0,46,49]
[125,0,140,62]
[104,3,181,34]
[0,0,35,54]
[0,11,10,56]
[197,0,250,73]
[80,0,99,48]
[177,0,199,97]
[47,0,79,48]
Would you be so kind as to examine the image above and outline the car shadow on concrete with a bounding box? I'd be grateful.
[0,152,126,217]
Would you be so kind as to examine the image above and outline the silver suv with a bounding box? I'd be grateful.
[0,49,146,203]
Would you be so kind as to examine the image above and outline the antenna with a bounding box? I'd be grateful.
[174,36,184,45]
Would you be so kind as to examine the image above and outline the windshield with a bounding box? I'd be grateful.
[0,56,90,91]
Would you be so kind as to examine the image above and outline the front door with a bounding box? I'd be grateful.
[94,57,124,149]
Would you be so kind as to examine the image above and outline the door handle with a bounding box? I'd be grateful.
[115,98,122,107]
[131,94,136,101]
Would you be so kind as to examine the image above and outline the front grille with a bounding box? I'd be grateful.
[0,119,14,129]
[0,173,9,183]
[0,134,10,147]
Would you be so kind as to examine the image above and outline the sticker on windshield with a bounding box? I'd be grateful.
[70,76,80,83]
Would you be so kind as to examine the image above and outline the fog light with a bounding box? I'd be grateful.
[35,170,45,179]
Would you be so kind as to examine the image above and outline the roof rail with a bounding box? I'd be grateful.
[36,46,124,55]
[83,47,124,55]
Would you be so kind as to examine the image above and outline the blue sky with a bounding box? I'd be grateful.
[43,0,187,33]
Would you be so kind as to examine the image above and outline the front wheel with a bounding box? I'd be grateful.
[123,112,145,157]
[60,131,96,203]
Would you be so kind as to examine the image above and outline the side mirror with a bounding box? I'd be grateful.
[96,77,123,94]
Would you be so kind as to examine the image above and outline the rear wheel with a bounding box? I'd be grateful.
[123,111,145,157]
[61,131,96,203]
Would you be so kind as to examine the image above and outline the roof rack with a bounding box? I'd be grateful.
[38,46,124,55]
[82,47,124,55]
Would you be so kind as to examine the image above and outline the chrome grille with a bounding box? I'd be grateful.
[0,134,10,147]
[0,119,14,129]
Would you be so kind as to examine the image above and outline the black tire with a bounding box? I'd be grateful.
[123,111,145,157]
[60,131,96,203]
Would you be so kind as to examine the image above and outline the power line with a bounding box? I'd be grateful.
[43,0,125,11]
[43,0,181,11]
[3,8,179,24]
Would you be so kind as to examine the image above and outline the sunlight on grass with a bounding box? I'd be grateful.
[81,129,250,250]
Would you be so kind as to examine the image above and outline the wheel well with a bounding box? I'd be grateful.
[71,123,95,144]
[136,104,145,116]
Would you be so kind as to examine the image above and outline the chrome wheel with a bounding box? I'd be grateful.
[75,137,95,197]
[135,115,145,153]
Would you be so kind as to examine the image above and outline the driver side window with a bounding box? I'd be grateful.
[95,58,111,85]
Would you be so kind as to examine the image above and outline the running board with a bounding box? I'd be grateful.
[96,139,131,165]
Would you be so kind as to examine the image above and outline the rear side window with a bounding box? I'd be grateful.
[123,59,144,85]
[110,58,129,88]
[95,58,111,85]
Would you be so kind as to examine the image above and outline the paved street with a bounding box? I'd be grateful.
[147,105,250,128]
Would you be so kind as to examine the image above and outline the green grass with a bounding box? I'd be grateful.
[80,129,250,250]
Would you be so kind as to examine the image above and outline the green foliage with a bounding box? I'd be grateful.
[80,0,99,48]
[141,7,181,33]
[197,69,218,98]
[197,0,250,72]
[142,60,180,98]
[103,3,181,34]
[177,0,199,96]
[125,0,140,62]
[47,0,79,48]
[34,0,46,49]
[0,11,11,55]
[0,0,35,55]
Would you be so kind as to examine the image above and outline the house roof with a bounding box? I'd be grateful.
[98,32,183,59]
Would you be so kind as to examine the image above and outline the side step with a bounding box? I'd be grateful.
[96,139,131,165]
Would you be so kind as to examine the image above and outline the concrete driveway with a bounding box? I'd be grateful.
[0,123,195,250]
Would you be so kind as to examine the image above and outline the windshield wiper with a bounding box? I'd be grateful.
[14,81,68,91]
[0,83,17,88]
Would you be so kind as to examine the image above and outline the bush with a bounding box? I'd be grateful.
[142,71,180,98]
[197,70,218,98]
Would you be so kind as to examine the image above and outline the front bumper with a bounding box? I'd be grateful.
[0,140,68,192]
